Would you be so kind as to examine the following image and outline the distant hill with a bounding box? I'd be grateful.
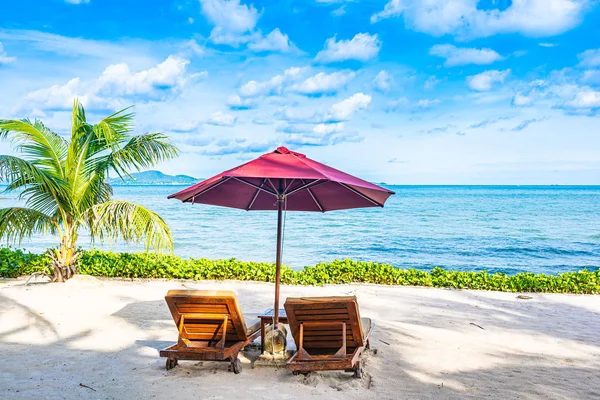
[108,170,199,185]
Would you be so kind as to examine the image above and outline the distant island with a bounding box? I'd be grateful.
[108,170,199,186]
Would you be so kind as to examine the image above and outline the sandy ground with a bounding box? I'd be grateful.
[0,278,599,400]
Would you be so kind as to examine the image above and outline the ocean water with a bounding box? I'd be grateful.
[1,185,599,275]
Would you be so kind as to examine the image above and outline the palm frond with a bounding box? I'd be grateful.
[0,119,68,177]
[85,200,173,252]
[92,106,135,151]
[0,207,57,244]
[0,155,64,194]
[109,133,179,179]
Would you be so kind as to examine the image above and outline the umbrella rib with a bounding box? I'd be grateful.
[266,178,279,195]
[246,178,266,210]
[286,179,326,196]
[282,178,296,195]
[183,177,231,203]
[337,182,384,207]
[301,179,324,212]
[232,177,277,196]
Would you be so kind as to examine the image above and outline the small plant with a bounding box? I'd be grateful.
[1,248,598,294]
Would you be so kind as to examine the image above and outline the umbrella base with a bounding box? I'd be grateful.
[262,324,288,355]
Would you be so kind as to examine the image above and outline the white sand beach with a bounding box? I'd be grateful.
[1,278,599,400]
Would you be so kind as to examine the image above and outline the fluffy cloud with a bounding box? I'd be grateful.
[424,76,440,90]
[227,95,258,110]
[290,71,355,96]
[199,0,296,53]
[578,48,600,67]
[328,92,371,120]
[581,70,600,84]
[371,0,588,39]
[0,42,15,64]
[206,111,237,126]
[23,56,197,110]
[373,70,393,91]
[277,122,361,147]
[200,0,260,36]
[238,67,305,98]
[237,67,355,99]
[315,33,381,63]
[387,97,440,111]
[247,29,295,53]
[566,89,600,109]
[429,44,503,67]
[467,69,511,91]
[512,93,533,106]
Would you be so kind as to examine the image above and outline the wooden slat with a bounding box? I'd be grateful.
[176,305,229,313]
[303,330,355,336]
[295,308,348,315]
[296,314,349,321]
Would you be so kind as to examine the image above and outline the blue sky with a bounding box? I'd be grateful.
[1,0,599,184]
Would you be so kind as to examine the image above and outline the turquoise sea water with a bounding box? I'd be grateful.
[1,185,599,275]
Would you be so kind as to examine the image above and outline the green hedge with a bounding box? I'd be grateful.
[1,248,598,294]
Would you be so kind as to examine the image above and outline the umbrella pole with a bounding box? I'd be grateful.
[273,196,283,328]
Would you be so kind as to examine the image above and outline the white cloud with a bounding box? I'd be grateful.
[416,99,440,108]
[65,0,90,3]
[539,42,558,47]
[184,39,205,56]
[332,6,346,16]
[512,93,533,106]
[328,92,371,120]
[200,0,259,35]
[23,56,197,110]
[238,67,305,98]
[290,71,355,95]
[199,0,296,53]
[247,29,294,53]
[0,42,15,64]
[582,70,600,84]
[566,90,600,109]
[373,70,393,91]
[430,44,503,67]
[424,76,440,90]
[467,69,511,91]
[386,97,440,111]
[578,48,600,67]
[315,33,381,63]
[206,111,237,126]
[371,0,588,39]
[227,95,258,110]
[313,122,344,134]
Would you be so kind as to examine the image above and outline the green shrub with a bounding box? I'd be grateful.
[0,248,598,294]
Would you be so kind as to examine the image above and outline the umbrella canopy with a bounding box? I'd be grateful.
[169,146,394,326]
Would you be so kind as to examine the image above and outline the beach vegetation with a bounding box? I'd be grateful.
[0,100,179,282]
[1,249,598,294]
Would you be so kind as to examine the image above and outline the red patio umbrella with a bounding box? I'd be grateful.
[168,146,394,326]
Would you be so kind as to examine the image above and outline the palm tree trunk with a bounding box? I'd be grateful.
[50,230,79,282]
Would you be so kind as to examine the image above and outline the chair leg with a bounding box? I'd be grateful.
[165,358,178,370]
[229,355,242,374]
[353,361,363,379]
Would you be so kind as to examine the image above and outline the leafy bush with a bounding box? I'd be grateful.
[0,248,598,294]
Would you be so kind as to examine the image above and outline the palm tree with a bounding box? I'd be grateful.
[0,99,179,282]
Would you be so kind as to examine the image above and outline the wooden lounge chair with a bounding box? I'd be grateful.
[284,296,376,378]
[159,290,261,374]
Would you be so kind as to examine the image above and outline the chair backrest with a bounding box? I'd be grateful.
[284,296,364,350]
[165,290,248,342]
